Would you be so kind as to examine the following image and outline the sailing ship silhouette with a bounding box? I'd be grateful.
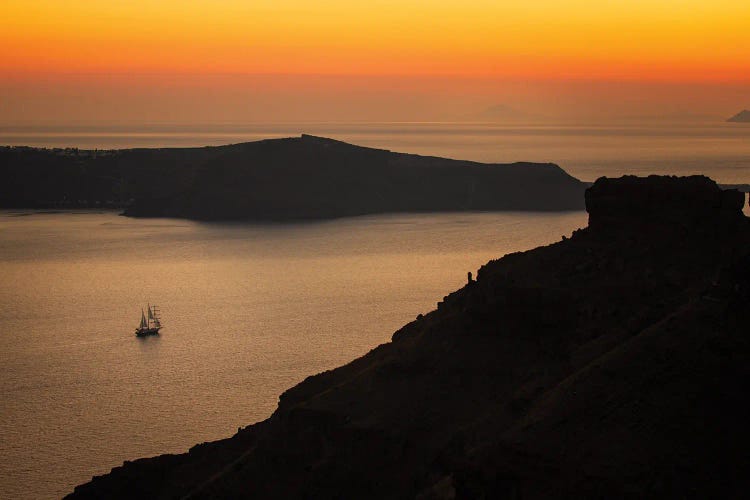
[135,304,162,337]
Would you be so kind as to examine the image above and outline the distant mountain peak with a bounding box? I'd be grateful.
[727,109,750,123]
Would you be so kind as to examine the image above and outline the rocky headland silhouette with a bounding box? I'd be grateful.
[0,135,585,220]
[67,175,750,498]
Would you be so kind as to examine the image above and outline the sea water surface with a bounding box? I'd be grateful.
[0,210,587,499]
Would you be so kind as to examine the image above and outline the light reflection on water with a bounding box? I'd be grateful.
[0,209,587,499]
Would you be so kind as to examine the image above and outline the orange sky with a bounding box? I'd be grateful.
[2,1,749,123]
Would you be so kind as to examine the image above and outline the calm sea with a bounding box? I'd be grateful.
[1,122,748,498]
[1,121,750,184]
[0,210,587,499]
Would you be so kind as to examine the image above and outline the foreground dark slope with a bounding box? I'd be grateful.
[68,176,750,499]
[0,135,585,219]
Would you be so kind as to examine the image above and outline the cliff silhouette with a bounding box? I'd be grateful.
[0,136,585,219]
[67,175,750,499]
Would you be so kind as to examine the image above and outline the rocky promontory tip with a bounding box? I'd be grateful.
[68,175,750,499]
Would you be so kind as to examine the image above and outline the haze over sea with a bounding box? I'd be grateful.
[1,122,749,499]
[2,121,750,184]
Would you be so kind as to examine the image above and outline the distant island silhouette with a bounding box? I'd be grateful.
[727,109,750,123]
[67,175,750,498]
[1,135,586,220]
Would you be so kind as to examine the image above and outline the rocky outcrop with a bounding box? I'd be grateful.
[585,175,746,230]
[68,176,750,499]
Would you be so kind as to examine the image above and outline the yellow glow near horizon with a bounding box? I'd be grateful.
[2,0,749,81]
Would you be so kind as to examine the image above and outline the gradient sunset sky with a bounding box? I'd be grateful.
[2,0,749,123]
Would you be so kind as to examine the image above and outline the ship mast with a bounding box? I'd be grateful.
[151,304,161,327]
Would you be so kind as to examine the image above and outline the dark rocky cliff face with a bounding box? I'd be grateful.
[67,176,750,499]
[585,175,746,231]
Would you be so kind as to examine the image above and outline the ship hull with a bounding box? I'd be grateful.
[135,327,161,337]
